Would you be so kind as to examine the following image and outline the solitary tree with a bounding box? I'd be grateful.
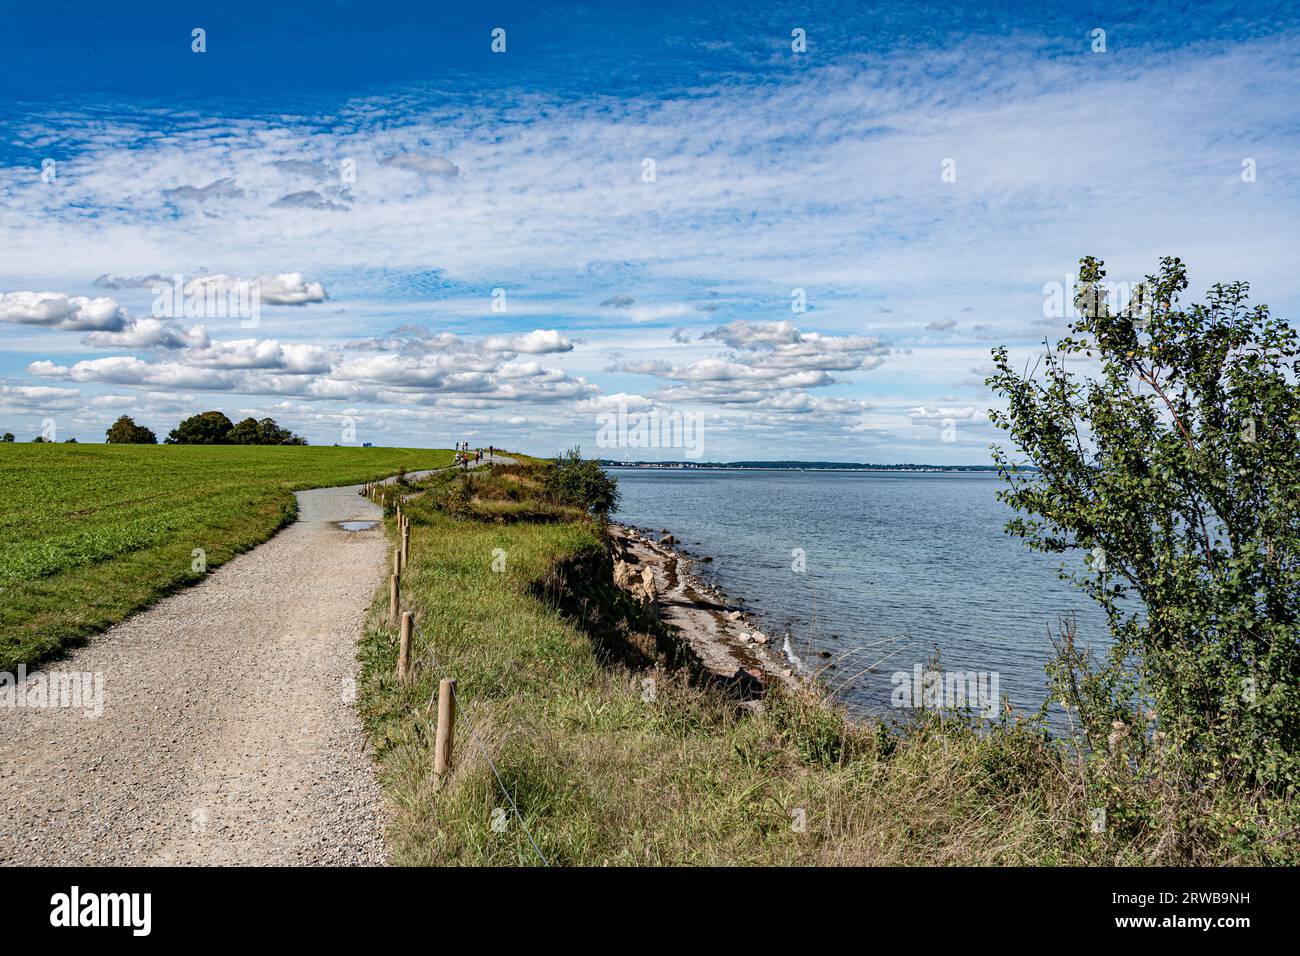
[105,415,157,444]
[989,256,1300,794]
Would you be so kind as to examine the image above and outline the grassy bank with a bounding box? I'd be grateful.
[359,461,1299,865]
[0,443,452,670]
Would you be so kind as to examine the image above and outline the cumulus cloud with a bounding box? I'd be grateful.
[697,320,889,374]
[0,292,126,331]
[701,320,801,348]
[909,405,986,424]
[349,326,572,358]
[179,338,333,373]
[0,382,83,409]
[616,320,887,424]
[84,318,210,350]
[28,323,594,410]
[481,329,573,354]
[926,318,957,331]
[184,273,328,306]
[29,356,240,390]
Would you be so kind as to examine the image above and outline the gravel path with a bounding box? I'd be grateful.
[0,456,520,866]
[0,480,396,866]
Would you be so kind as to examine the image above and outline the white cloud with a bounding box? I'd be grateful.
[379,154,459,177]
[185,273,328,306]
[482,329,573,354]
[161,177,244,203]
[619,321,887,419]
[910,405,986,423]
[0,292,126,331]
[2,30,1297,459]
[178,338,333,373]
[84,318,209,350]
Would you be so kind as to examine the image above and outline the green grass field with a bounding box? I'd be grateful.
[0,442,452,670]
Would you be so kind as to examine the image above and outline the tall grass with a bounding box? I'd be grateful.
[359,467,1297,865]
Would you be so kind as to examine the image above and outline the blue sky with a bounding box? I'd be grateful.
[1,0,1298,460]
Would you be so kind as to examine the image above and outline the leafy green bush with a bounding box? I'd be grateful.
[990,256,1300,795]
[544,447,620,519]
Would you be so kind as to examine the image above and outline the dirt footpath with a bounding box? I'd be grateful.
[0,482,391,866]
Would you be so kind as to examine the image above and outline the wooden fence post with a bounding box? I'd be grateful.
[390,573,400,625]
[394,546,402,576]
[398,611,413,681]
[434,678,456,782]
[402,523,411,566]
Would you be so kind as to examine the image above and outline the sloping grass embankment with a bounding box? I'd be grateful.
[355,482,1263,866]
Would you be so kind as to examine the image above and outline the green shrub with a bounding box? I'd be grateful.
[544,447,619,519]
[990,255,1300,796]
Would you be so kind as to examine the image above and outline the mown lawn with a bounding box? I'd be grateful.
[0,442,452,670]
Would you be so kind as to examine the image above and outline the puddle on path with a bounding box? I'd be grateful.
[337,520,379,532]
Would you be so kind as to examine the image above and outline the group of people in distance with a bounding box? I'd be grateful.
[453,441,494,468]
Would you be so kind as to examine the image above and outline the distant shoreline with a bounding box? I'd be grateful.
[603,460,1023,473]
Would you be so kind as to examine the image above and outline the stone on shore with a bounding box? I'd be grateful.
[613,559,639,589]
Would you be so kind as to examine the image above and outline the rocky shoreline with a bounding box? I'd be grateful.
[608,523,800,692]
